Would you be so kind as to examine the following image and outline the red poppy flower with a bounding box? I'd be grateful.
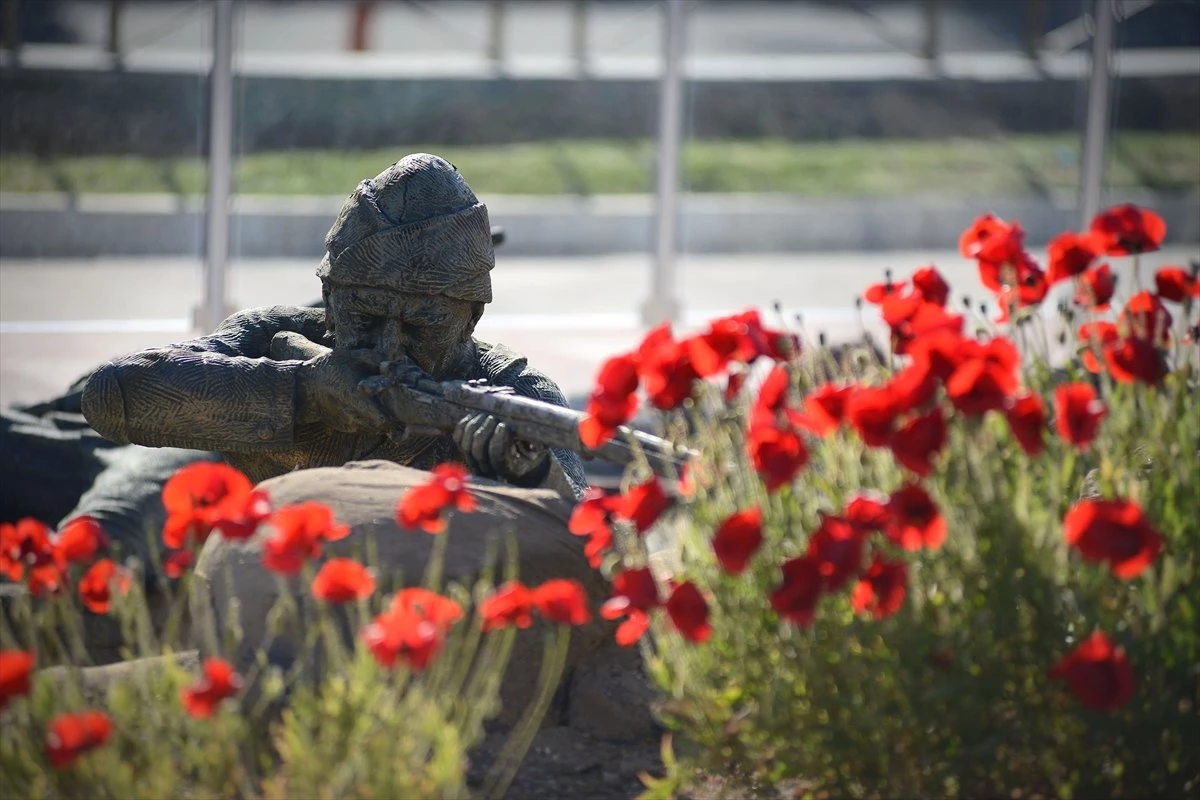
[850,554,908,620]
[579,352,640,448]
[845,385,902,447]
[751,365,793,425]
[162,462,268,549]
[945,357,1010,416]
[1074,263,1116,311]
[1089,204,1166,255]
[1103,336,1166,385]
[616,477,672,534]
[361,608,443,671]
[1154,265,1199,302]
[1077,321,1120,373]
[1046,231,1100,285]
[390,587,464,633]
[884,295,964,356]
[311,558,376,604]
[959,214,1026,272]
[912,266,951,307]
[603,567,661,613]
[396,463,475,534]
[908,328,968,382]
[1063,498,1163,579]
[78,558,132,615]
[530,579,592,626]
[733,309,800,362]
[887,362,937,415]
[863,279,908,305]
[263,501,350,575]
[163,549,194,579]
[180,657,243,719]
[712,507,764,575]
[568,488,621,567]
[1048,631,1135,711]
[993,256,1049,323]
[885,483,946,551]
[1004,391,1047,457]
[0,649,35,710]
[637,324,699,410]
[684,312,768,377]
[724,369,747,403]
[1054,383,1107,450]
[806,514,866,592]
[480,581,535,632]
[665,581,711,644]
[746,422,809,492]
[1119,290,1173,345]
[889,407,947,477]
[601,567,661,646]
[55,516,109,565]
[44,710,113,769]
[769,555,823,627]
[798,382,853,437]
[1,517,61,584]
[363,589,463,670]
[845,493,891,533]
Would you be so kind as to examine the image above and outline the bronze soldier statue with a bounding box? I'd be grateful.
[82,154,587,500]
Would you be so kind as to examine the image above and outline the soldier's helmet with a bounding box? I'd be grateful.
[318,153,494,303]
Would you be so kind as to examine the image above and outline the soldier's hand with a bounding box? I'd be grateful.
[452,412,551,487]
[296,345,389,433]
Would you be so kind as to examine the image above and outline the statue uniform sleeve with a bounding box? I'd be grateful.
[82,306,327,453]
[477,351,589,499]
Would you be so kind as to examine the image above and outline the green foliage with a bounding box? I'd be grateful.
[638,336,1199,797]
[0,543,552,799]
[1,134,1196,196]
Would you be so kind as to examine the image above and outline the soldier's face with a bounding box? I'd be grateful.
[328,287,476,379]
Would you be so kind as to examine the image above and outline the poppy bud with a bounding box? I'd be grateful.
[773,300,783,314]
[818,332,827,347]
[855,296,863,310]
[884,268,893,281]
[961,295,972,309]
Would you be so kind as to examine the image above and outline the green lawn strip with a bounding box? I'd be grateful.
[1,134,1196,197]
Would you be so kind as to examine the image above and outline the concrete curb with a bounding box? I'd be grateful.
[2,190,1198,259]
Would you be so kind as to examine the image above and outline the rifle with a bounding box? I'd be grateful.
[270,332,691,478]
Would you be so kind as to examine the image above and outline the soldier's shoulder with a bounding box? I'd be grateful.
[473,339,568,402]
[213,305,325,335]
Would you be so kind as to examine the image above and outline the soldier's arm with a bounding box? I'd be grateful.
[82,307,329,452]
[499,367,590,500]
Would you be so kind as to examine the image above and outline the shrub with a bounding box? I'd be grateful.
[574,205,1199,798]
[0,464,591,798]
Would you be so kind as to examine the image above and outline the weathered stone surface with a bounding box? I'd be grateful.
[191,460,649,736]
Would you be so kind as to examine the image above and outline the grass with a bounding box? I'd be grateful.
[0,134,1197,197]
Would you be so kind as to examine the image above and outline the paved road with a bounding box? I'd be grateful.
[4,245,1197,408]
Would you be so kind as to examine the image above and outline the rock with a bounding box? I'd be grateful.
[191,460,651,736]
[36,651,201,707]
[567,644,661,743]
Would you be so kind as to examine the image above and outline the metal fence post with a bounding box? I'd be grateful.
[643,0,686,328]
[487,0,505,63]
[922,0,940,61]
[198,0,236,334]
[1079,0,1116,228]
[2,0,20,57]
[571,0,588,71]
[107,0,124,58]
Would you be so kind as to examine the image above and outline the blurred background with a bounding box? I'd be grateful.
[1,0,1198,411]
